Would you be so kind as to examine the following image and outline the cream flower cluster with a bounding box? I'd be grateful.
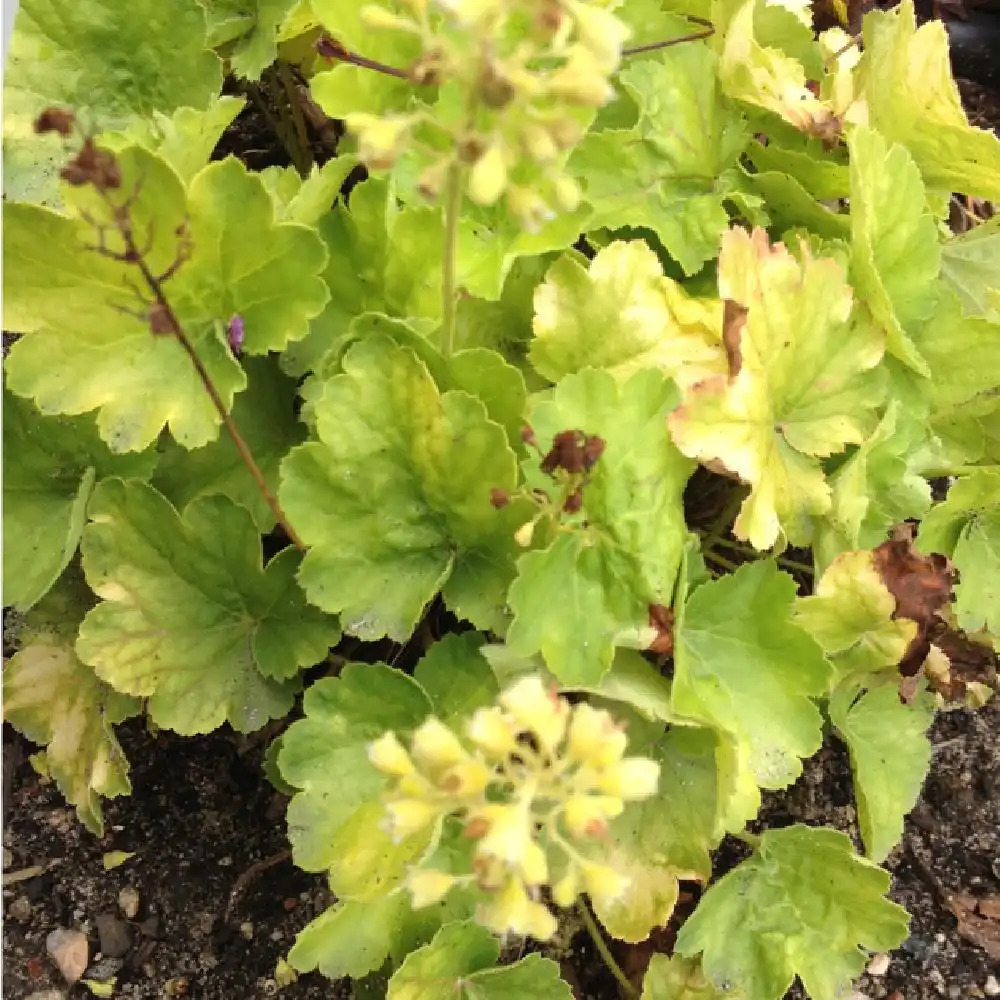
[348,0,631,229]
[368,675,659,939]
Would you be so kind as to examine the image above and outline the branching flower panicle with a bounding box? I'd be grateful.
[368,676,659,940]
[345,0,631,229]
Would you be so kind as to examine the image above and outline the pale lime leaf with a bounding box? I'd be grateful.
[570,37,745,275]
[813,404,932,570]
[412,634,498,729]
[278,664,431,872]
[387,920,572,1000]
[716,0,832,135]
[448,349,528,448]
[387,922,498,1000]
[940,215,1000,321]
[290,895,412,980]
[590,727,718,942]
[848,127,940,375]
[153,356,305,532]
[529,240,726,388]
[77,480,338,734]
[101,97,246,185]
[2,0,221,205]
[641,953,728,1000]
[204,0,297,79]
[675,825,910,1000]
[794,550,917,686]
[739,166,849,241]
[859,0,1000,200]
[280,337,519,640]
[918,470,1000,634]
[829,684,934,862]
[4,149,328,452]
[668,227,885,549]
[3,390,157,611]
[2,579,140,836]
[673,561,829,791]
[507,368,693,684]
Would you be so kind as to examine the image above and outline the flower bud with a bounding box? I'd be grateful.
[567,1,630,73]
[553,175,582,213]
[514,519,536,547]
[346,113,414,169]
[407,868,457,907]
[567,702,626,767]
[507,186,556,233]
[467,706,519,756]
[368,732,415,777]
[468,141,507,205]
[439,757,492,797]
[596,757,660,800]
[552,867,580,907]
[522,124,558,163]
[411,717,467,770]
[500,676,568,751]
[563,793,623,838]
[520,839,549,886]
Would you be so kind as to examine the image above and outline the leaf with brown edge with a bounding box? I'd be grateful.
[872,524,955,631]
[647,603,675,656]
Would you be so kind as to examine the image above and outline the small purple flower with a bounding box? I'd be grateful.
[227,314,245,356]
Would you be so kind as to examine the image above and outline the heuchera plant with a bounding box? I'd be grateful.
[3,0,1000,997]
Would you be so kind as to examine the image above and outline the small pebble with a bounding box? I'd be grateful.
[239,921,254,940]
[45,927,89,983]
[985,975,1000,997]
[95,912,133,958]
[3,847,13,867]
[118,886,141,920]
[218,856,233,867]
[25,992,66,1000]
[867,953,890,977]
[85,957,123,981]
[9,895,32,922]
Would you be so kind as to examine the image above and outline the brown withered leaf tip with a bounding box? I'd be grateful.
[873,524,955,632]
[876,523,997,699]
[34,106,75,136]
[489,488,510,509]
[722,299,747,379]
[647,604,674,656]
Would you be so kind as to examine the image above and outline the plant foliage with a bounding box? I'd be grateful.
[3,0,999,997]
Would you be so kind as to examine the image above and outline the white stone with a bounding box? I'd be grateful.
[984,975,1000,997]
[866,953,890,976]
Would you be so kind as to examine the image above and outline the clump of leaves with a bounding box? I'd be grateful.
[3,0,999,998]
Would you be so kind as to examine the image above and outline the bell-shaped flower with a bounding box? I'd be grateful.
[411,717,467,771]
[595,757,660,800]
[499,676,568,751]
[467,705,519,757]
[368,732,415,777]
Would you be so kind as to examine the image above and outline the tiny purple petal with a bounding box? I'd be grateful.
[227,314,245,355]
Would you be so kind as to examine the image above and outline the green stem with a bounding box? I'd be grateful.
[708,536,814,575]
[733,829,761,850]
[576,899,637,999]
[921,465,1000,478]
[440,162,463,359]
